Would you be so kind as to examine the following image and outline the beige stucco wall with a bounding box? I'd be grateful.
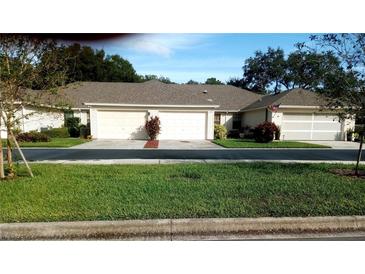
[218,112,234,131]
[73,109,89,125]
[242,109,267,127]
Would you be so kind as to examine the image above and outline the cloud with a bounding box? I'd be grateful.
[118,34,207,58]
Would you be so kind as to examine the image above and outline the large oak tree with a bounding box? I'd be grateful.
[309,34,365,175]
[239,46,357,94]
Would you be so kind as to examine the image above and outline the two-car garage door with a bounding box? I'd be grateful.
[96,110,207,140]
[281,113,343,140]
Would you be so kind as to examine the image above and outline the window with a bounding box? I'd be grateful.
[232,113,241,129]
[214,114,221,124]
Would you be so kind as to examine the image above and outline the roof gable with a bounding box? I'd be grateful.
[242,88,328,111]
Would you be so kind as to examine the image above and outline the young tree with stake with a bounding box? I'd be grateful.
[0,35,67,179]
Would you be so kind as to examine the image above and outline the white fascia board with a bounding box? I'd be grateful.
[279,105,321,109]
[215,109,241,113]
[243,105,324,112]
[83,102,220,109]
[71,107,90,111]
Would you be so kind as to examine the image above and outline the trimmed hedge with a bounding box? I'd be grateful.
[16,131,50,143]
[43,127,70,138]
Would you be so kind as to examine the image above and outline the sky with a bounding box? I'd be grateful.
[89,34,313,84]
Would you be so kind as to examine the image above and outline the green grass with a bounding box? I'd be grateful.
[1,138,88,148]
[0,163,364,223]
[213,139,331,148]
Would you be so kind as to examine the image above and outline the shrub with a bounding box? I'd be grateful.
[68,127,80,138]
[214,124,227,140]
[79,123,91,139]
[65,117,80,128]
[43,127,70,138]
[227,129,239,138]
[239,126,254,139]
[66,117,81,138]
[16,131,50,143]
[254,122,279,143]
[145,116,161,140]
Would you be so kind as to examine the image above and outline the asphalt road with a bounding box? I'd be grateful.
[11,148,365,161]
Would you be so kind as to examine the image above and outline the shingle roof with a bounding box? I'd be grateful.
[242,88,328,111]
[53,80,263,111]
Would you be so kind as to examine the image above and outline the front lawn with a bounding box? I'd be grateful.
[1,138,89,148]
[213,138,331,148]
[0,163,364,223]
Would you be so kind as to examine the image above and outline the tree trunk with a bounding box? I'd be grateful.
[355,131,364,176]
[6,127,14,178]
[0,115,4,179]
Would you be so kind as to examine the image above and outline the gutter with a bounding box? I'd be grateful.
[83,102,220,109]
[242,105,327,112]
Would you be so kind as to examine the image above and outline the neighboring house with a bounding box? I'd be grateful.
[16,80,355,141]
[242,89,355,141]
[0,104,64,137]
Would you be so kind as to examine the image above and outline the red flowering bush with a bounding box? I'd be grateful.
[145,116,161,140]
[254,122,279,143]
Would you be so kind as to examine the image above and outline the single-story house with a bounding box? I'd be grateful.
[11,80,355,141]
[241,88,355,141]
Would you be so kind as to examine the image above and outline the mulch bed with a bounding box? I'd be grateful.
[144,140,159,149]
[330,168,365,180]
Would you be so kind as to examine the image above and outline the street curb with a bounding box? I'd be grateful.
[28,159,360,165]
[1,216,364,240]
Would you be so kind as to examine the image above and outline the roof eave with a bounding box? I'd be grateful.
[83,102,220,109]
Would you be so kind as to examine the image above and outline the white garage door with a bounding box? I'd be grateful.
[159,112,207,140]
[97,110,147,139]
[281,113,343,140]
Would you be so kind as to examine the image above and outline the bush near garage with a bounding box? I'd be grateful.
[145,116,161,140]
[79,123,91,139]
[42,127,70,138]
[239,126,255,139]
[66,117,81,138]
[214,124,227,140]
[16,131,50,142]
[254,122,279,143]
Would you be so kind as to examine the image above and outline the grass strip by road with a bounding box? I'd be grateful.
[1,138,88,148]
[213,138,331,148]
[0,163,364,223]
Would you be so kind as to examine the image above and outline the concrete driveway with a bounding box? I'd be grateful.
[158,140,222,149]
[73,139,222,149]
[306,141,361,149]
[73,139,146,149]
